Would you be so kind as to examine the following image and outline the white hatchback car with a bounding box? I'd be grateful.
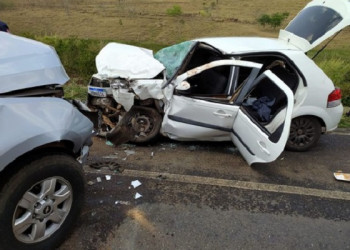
[87,0,345,165]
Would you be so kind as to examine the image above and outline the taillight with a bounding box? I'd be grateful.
[327,88,341,108]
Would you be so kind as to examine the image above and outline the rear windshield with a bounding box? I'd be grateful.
[285,6,343,44]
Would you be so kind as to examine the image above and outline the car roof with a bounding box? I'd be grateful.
[195,37,300,54]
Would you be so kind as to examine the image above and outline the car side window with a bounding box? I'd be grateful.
[186,65,231,96]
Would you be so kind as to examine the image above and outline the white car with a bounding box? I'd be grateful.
[87,0,345,165]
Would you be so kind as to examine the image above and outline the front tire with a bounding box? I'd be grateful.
[0,154,85,250]
[124,106,162,144]
[286,116,321,152]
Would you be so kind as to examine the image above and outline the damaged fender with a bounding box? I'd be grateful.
[0,97,93,170]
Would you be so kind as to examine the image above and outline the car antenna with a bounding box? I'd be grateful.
[312,31,342,60]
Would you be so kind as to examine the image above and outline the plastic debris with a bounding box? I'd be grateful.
[103,155,119,159]
[87,181,94,186]
[188,145,197,151]
[134,192,143,199]
[105,175,111,181]
[131,180,142,188]
[96,177,102,183]
[115,201,131,205]
[334,172,350,182]
[124,150,136,156]
[106,141,114,146]
[151,152,154,158]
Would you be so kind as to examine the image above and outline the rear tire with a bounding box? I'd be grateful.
[286,116,321,152]
[0,154,85,250]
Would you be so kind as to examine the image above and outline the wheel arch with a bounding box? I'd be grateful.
[0,140,76,189]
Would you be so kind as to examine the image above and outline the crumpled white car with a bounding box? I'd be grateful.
[87,0,345,165]
[0,33,93,249]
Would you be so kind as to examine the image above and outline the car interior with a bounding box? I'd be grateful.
[175,45,302,139]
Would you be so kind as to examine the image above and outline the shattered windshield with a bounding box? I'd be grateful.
[154,41,196,79]
[285,6,343,44]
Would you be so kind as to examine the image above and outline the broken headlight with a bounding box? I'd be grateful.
[89,77,110,88]
[111,79,129,89]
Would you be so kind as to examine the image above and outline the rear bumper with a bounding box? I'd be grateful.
[324,104,343,132]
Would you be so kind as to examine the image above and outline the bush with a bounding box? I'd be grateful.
[257,12,289,29]
[317,58,350,106]
[166,5,182,16]
[37,36,103,81]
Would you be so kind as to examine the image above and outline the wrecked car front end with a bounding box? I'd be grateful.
[87,42,168,144]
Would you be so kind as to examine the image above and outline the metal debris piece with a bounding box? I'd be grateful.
[96,177,102,183]
[334,172,350,182]
[87,181,94,186]
[105,175,111,181]
[131,180,142,188]
[134,192,143,199]
[89,160,123,172]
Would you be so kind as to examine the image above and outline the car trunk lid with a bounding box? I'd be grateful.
[278,0,350,52]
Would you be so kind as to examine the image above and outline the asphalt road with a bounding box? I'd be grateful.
[60,132,350,250]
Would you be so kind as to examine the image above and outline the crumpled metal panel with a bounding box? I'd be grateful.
[96,43,165,79]
[0,97,93,171]
[0,33,69,94]
[154,41,196,79]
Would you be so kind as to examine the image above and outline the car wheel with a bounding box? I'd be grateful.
[125,106,162,144]
[0,154,85,250]
[286,116,321,152]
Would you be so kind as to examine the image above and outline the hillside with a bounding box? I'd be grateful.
[1,0,344,45]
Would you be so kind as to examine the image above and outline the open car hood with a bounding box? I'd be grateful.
[96,42,165,79]
[279,0,350,52]
[0,33,69,94]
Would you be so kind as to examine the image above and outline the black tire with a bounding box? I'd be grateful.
[0,154,85,250]
[286,116,322,152]
[124,106,162,144]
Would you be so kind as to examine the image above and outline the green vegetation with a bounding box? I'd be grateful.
[314,50,350,107]
[339,107,350,128]
[257,12,289,29]
[63,81,88,100]
[166,5,183,16]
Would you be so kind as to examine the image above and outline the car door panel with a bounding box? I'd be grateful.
[161,59,263,142]
[231,70,294,165]
[161,95,239,141]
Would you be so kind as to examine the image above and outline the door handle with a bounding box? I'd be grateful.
[213,111,232,118]
[258,141,270,155]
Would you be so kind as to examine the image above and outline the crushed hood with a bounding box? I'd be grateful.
[96,43,165,79]
[0,33,69,94]
[279,0,350,52]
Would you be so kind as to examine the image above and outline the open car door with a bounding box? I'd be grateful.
[231,70,294,165]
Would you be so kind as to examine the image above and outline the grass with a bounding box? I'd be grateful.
[63,80,88,100]
[339,107,350,128]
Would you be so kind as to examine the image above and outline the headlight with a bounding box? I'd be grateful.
[90,77,110,88]
[111,79,129,89]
